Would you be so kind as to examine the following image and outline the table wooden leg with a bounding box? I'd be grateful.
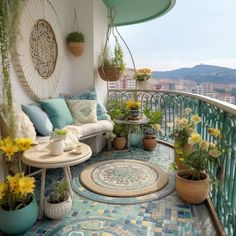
[39,168,46,220]
[64,167,73,196]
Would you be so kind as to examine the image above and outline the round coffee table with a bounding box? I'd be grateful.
[22,142,92,219]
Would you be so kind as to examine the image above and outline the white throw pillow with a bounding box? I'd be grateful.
[66,99,97,124]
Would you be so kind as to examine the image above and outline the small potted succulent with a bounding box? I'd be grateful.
[44,179,72,220]
[98,41,125,81]
[66,31,85,57]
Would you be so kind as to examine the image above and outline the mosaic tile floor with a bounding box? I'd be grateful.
[4,144,218,236]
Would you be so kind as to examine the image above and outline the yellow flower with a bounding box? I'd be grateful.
[184,108,192,115]
[151,124,162,133]
[19,176,35,195]
[0,138,19,160]
[208,128,221,138]
[200,141,209,151]
[15,138,32,151]
[126,101,141,110]
[0,182,5,201]
[209,148,221,158]
[191,115,202,124]
[7,173,21,194]
[188,133,202,145]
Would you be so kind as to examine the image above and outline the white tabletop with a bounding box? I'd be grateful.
[22,142,92,168]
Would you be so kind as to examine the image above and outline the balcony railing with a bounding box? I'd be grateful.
[108,89,236,236]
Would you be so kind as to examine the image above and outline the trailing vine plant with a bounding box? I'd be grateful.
[0,0,22,138]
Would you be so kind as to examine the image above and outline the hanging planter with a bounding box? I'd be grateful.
[66,9,84,57]
[98,7,135,82]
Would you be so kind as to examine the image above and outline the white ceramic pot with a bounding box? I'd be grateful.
[50,140,64,156]
[44,195,72,220]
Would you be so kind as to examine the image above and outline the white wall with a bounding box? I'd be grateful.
[9,0,107,105]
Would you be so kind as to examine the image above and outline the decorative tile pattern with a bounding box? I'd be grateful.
[19,144,217,236]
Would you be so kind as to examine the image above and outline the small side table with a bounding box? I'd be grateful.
[115,117,149,147]
[22,142,92,219]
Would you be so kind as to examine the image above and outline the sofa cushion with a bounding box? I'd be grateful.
[60,89,109,121]
[67,99,97,124]
[22,104,53,136]
[40,98,73,129]
[65,120,113,140]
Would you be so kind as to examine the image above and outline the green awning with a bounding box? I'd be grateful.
[103,0,176,26]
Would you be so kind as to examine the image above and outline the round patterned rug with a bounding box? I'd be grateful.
[80,159,168,197]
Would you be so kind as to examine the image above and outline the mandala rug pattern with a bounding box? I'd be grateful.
[80,159,168,197]
[73,148,175,204]
[44,217,139,236]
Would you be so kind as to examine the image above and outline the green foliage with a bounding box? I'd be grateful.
[100,41,125,73]
[47,180,70,204]
[66,31,84,43]
[113,123,127,137]
[0,0,22,138]
[107,99,129,120]
[143,108,162,125]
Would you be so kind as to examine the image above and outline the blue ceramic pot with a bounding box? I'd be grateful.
[0,198,38,235]
[130,133,143,147]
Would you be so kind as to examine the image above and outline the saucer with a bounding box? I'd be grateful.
[71,146,83,155]
[64,145,74,152]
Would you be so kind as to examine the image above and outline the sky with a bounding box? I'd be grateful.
[117,0,236,71]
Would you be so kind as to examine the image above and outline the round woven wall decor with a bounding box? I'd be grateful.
[13,0,64,100]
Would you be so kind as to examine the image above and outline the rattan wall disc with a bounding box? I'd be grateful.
[13,0,64,101]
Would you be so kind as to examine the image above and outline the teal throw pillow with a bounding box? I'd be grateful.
[22,104,53,136]
[40,98,73,129]
[97,101,110,120]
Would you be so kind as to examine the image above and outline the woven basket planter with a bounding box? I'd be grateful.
[98,66,123,81]
[67,42,84,57]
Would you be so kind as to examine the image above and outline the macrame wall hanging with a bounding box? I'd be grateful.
[13,0,63,101]
[98,7,136,82]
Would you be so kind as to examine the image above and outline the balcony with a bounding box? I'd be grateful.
[108,88,236,236]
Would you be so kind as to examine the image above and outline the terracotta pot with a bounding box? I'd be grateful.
[143,135,157,151]
[113,136,126,150]
[174,142,192,170]
[176,169,209,204]
[67,42,84,56]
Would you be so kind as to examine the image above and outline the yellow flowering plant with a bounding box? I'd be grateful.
[126,100,141,110]
[180,127,223,180]
[169,108,201,155]
[0,172,36,210]
[0,136,33,161]
[135,68,152,81]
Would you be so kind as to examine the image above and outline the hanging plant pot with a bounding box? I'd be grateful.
[67,42,84,57]
[98,65,123,81]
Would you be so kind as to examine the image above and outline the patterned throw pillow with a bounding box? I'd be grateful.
[66,99,97,124]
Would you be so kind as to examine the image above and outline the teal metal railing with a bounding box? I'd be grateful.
[108,89,236,236]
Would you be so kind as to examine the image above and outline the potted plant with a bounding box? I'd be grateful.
[0,172,38,235]
[112,124,128,150]
[51,128,68,141]
[135,68,152,90]
[169,108,201,169]
[66,31,85,57]
[98,41,125,81]
[44,179,72,220]
[174,127,223,204]
[107,99,129,121]
[126,100,141,119]
[143,108,162,151]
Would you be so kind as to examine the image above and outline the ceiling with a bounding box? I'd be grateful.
[103,0,176,26]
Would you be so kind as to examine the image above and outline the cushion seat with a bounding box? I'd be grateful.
[65,120,113,140]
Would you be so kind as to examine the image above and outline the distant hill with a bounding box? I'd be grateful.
[152,64,236,84]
